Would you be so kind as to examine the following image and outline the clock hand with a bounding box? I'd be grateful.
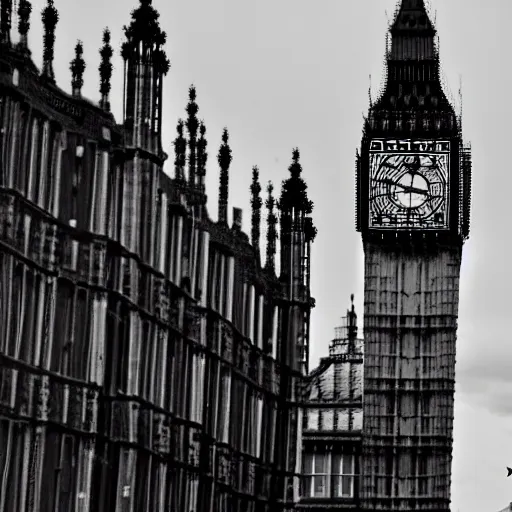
[374,178,429,196]
[375,178,399,187]
[398,184,430,196]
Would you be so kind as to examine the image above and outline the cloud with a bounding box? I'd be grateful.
[457,354,512,417]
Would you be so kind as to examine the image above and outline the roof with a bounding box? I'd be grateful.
[391,0,435,34]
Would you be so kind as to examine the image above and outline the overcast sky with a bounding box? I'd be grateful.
[19,0,512,510]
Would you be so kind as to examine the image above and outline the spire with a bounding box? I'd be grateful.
[70,40,86,97]
[173,119,186,181]
[99,28,113,111]
[366,0,456,133]
[250,166,262,258]
[265,181,278,273]
[122,0,169,153]
[196,121,207,193]
[279,149,317,241]
[392,0,432,29]
[390,0,435,60]
[41,0,59,82]
[217,128,232,225]
[121,0,169,74]
[17,0,32,52]
[347,294,358,342]
[280,149,314,213]
[0,0,12,45]
[186,86,199,188]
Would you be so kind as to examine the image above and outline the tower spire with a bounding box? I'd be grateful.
[196,121,207,193]
[362,0,455,142]
[41,0,59,82]
[0,0,12,45]
[347,293,358,342]
[173,119,186,181]
[390,0,435,60]
[186,86,199,188]
[99,28,113,112]
[279,148,315,220]
[121,0,170,153]
[265,181,277,274]
[121,0,170,74]
[217,128,232,225]
[70,40,86,97]
[250,166,262,260]
[17,0,32,52]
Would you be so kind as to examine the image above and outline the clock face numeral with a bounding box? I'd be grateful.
[368,142,450,230]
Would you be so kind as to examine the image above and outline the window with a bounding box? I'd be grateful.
[302,451,357,499]
[58,435,78,511]
[51,279,74,373]
[332,453,355,498]
[72,288,92,380]
[306,409,319,431]
[157,192,168,274]
[27,118,39,202]
[116,447,136,510]
[303,453,328,498]
[37,122,50,209]
[217,366,231,443]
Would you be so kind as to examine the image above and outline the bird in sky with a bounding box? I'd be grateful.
[507,467,512,477]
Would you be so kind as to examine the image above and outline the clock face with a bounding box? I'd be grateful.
[368,140,450,230]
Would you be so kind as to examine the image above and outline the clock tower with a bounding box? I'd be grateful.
[356,1,471,511]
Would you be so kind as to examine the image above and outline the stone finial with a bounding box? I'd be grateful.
[347,294,358,343]
[250,166,262,257]
[186,85,199,188]
[217,128,232,224]
[41,0,59,81]
[17,0,32,51]
[0,0,13,45]
[99,28,113,111]
[70,40,86,97]
[196,121,208,192]
[173,119,186,181]
[265,181,278,273]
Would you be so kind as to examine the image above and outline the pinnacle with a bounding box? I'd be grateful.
[392,0,434,32]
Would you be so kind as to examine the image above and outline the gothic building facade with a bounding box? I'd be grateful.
[356,1,471,511]
[0,0,471,510]
[298,297,363,512]
[0,1,316,511]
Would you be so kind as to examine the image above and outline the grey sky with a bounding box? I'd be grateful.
[22,0,512,510]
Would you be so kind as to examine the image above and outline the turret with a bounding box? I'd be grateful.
[265,181,278,274]
[279,148,316,301]
[121,0,170,156]
[70,40,86,97]
[347,293,358,349]
[217,128,232,225]
[41,0,59,82]
[173,119,186,181]
[0,0,12,45]
[250,166,262,263]
[278,148,316,374]
[196,121,207,194]
[99,28,113,112]
[17,0,32,53]
[186,86,199,188]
